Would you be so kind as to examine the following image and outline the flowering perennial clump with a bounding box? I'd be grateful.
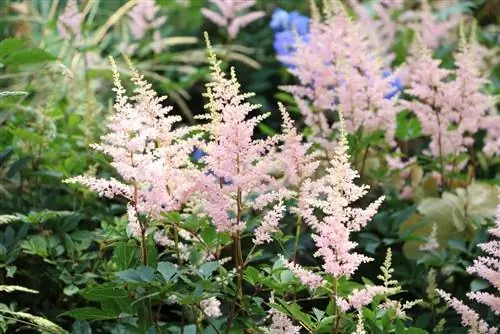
[402,35,499,159]
[280,4,400,148]
[65,58,198,239]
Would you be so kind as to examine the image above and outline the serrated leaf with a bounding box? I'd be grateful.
[112,241,136,270]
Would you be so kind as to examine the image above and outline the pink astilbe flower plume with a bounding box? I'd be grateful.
[402,34,498,160]
[281,3,399,149]
[437,196,500,333]
[197,33,281,234]
[348,0,401,61]
[299,112,384,278]
[400,0,462,49]
[57,0,85,43]
[128,0,166,40]
[202,0,264,39]
[65,58,199,239]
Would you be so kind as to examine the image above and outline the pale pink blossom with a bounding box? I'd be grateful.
[197,39,278,234]
[66,58,199,236]
[400,0,462,48]
[298,118,384,278]
[253,201,285,245]
[57,0,84,43]
[281,6,399,148]
[200,297,222,318]
[348,0,399,60]
[437,290,497,334]
[266,309,300,334]
[127,203,141,238]
[402,38,498,159]
[128,0,166,40]
[437,198,500,332]
[280,255,325,289]
[202,0,264,39]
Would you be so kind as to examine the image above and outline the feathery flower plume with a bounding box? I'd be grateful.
[127,0,166,40]
[200,297,222,318]
[202,0,264,39]
[299,112,384,278]
[279,255,325,289]
[280,3,399,147]
[347,0,400,60]
[402,35,498,159]
[65,58,198,239]
[400,0,462,48]
[57,0,84,43]
[437,197,500,333]
[197,34,279,234]
[265,308,300,334]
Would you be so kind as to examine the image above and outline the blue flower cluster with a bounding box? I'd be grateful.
[383,70,404,100]
[270,8,309,62]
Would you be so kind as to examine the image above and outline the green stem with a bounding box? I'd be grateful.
[331,278,340,334]
[226,188,244,333]
[292,215,302,263]
[359,144,371,181]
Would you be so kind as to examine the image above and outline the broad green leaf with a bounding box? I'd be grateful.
[198,261,218,279]
[112,241,136,270]
[0,38,25,60]
[3,48,56,66]
[61,307,115,321]
[82,284,129,301]
[157,262,177,282]
[63,285,79,296]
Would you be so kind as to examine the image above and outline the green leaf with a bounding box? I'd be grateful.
[0,38,25,60]
[470,279,490,292]
[61,307,116,321]
[21,235,48,257]
[406,328,428,334]
[198,261,218,279]
[3,48,56,66]
[71,320,91,334]
[157,262,177,282]
[112,241,136,270]
[63,285,79,296]
[116,266,155,283]
[116,269,142,283]
[82,284,129,301]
